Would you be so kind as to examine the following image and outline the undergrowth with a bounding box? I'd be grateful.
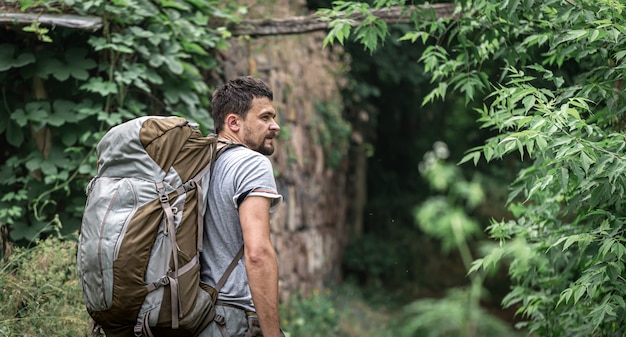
[0,236,395,337]
[0,236,90,336]
[0,237,515,337]
[280,284,396,337]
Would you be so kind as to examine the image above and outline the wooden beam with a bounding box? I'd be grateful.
[231,3,456,37]
[0,13,102,31]
[0,3,456,37]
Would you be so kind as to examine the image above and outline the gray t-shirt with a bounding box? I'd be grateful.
[200,145,282,312]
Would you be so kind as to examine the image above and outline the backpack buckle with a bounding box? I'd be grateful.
[183,180,196,192]
[214,314,225,325]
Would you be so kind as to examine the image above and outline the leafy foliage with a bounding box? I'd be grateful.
[0,0,240,243]
[399,288,514,337]
[280,288,339,337]
[322,0,626,335]
[279,284,397,337]
[407,142,515,337]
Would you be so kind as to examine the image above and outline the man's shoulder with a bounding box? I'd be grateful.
[217,146,272,172]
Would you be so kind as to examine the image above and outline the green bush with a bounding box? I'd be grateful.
[0,236,90,336]
[280,285,399,337]
[1,0,240,244]
[322,0,626,335]
[280,288,339,337]
[399,288,515,337]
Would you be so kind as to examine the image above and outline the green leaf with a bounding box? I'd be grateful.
[588,29,604,43]
[25,101,51,127]
[11,108,28,127]
[459,151,481,166]
[63,48,97,80]
[80,78,118,96]
[580,151,592,173]
[129,26,154,38]
[615,50,626,62]
[49,100,79,126]
[599,238,614,258]
[555,29,588,45]
[573,284,586,303]
[324,20,352,47]
[558,288,573,306]
[468,258,484,274]
[522,95,535,112]
[613,241,626,259]
[0,44,35,71]
[561,234,590,251]
[163,56,184,74]
[6,120,24,147]
[35,53,63,79]
[25,155,43,171]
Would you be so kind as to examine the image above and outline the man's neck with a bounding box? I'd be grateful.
[216,131,240,143]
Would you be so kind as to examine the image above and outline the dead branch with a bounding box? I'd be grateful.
[0,3,456,37]
[0,13,102,31]
[231,3,456,37]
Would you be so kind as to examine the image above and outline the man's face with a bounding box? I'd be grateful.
[242,97,280,155]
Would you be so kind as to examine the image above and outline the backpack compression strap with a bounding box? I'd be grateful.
[155,181,183,329]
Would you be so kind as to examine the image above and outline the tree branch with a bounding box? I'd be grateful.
[0,3,456,37]
[0,13,102,31]
[231,3,456,37]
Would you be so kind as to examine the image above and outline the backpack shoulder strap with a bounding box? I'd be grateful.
[211,137,249,293]
[215,246,244,292]
[215,138,246,159]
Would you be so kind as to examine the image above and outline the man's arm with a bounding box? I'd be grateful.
[239,196,281,337]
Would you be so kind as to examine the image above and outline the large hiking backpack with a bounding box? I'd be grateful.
[77,116,240,337]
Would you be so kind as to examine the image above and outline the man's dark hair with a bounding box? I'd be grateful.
[211,76,274,133]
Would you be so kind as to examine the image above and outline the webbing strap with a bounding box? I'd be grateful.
[216,246,244,292]
[156,182,178,270]
[175,255,198,277]
[196,183,205,252]
[215,314,230,337]
[145,256,198,293]
[169,275,180,328]
[134,312,154,337]
[156,181,181,330]
[89,320,103,337]
[156,182,179,273]
[144,313,154,337]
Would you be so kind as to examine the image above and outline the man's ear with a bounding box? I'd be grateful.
[225,113,240,132]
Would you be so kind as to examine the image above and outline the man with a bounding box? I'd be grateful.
[199,76,283,337]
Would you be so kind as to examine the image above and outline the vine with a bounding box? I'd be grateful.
[314,100,352,169]
[0,0,242,243]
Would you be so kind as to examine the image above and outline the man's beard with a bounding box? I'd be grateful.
[244,133,275,155]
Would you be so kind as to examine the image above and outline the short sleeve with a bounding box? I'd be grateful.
[232,153,282,212]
